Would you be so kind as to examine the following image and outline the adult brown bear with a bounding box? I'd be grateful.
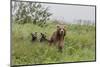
[49,24,66,52]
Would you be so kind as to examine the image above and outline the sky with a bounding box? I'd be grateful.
[42,3,95,23]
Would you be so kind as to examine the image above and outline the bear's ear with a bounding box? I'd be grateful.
[63,25,67,29]
[56,24,60,29]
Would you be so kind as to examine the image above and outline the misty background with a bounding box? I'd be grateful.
[42,3,95,24]
[12,1,95,25]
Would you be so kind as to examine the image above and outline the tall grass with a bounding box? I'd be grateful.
[12,23,96,65]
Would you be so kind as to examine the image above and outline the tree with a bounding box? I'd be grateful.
[12,1,52,26]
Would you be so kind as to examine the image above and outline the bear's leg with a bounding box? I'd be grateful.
[58,41,64,52]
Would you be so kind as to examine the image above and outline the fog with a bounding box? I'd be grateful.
[42,3,95,23]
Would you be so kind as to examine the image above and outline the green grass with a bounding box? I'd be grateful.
[12,22,96,65]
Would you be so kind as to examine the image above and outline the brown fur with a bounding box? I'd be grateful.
[49,25,66,52]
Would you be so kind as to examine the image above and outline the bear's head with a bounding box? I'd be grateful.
[56,24,66,36]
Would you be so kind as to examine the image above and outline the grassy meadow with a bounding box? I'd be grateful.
[12,22,96,65]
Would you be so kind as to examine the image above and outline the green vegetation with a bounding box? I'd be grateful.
[12,1,95,66]
[12,22,96,65]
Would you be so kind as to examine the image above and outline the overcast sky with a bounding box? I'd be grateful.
[42,3,95,23]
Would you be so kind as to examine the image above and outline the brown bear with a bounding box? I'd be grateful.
[49,24,66,52]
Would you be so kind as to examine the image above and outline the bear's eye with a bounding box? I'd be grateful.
[59,28,61,30]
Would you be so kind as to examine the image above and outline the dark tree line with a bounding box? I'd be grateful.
[12,1,52,26]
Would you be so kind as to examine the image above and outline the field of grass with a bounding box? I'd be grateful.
[12,22,96,65]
